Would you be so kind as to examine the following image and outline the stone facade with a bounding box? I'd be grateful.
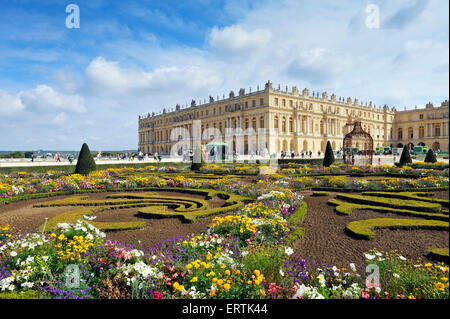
[392,100,449,152]
[138,81,448,155]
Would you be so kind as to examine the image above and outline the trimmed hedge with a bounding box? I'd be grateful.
[286,201,308,243]
[361,191,449,208]
[327,198,448,221]
[36,188,250,229]
[345,218,449,240]
[428,248,449,263]
[335,193,442,213]
[312,191,330,197]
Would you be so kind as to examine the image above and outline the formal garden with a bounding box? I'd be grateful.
[0,144,448,299]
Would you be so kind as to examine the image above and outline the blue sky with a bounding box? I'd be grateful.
[0,0,448,150]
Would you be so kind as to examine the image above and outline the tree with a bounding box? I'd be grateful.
[322,141,335,167]
[191,144,205,171]
[424,148,437,163]
[74,143,97,175]
[399,145,412,166]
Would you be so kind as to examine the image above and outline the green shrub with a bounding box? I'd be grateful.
[399,145,412,166]
[428,248,449,263]
[424,149,437,163]
[74,143,97,175]
[335,193,442,213]
[191,145,205,171]
[328,198,448,220]
[312,191,330,197]
[322,141,335,167]
[345,218,449,240]
[242,245,287,284]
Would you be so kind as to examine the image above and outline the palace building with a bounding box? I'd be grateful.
[138,81,449,155]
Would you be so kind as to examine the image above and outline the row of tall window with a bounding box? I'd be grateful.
[397,125,441,139]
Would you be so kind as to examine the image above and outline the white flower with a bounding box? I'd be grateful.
[9,251,17,257]
[399,256,407,261]
[284,247,294,256]
[349,263,356,272]
[393,273,400,278]
[365,253,376,260]
[279,269,285,277]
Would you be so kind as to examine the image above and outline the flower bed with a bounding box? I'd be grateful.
[1,186,448,299]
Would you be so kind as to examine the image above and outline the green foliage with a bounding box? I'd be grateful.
[335,193,442,213]
[312,191,330,197]
[74,143,97,175]
[242,245,287,284]
[399,145,412,166]
[322,141,335,167]
[328,198,448,220]
[0,290,42,299]
[191,145,205,171]
[345,218,449,240]
[428,248,449,263]
[424,149,437,163]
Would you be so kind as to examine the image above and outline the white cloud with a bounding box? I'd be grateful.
[0,89,25,114]
[51,112,68,125]
[84,56,222,96]
[19,85,86,113]
[207,24,271,53]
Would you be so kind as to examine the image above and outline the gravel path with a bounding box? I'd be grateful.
[290,191,449,267]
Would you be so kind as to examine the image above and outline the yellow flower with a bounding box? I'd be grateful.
[186,264,192,270]
[260,289,266,296]
[173,282,179,289]
[424,263,433,268]
[435,282,445,291]
[190,277,198,283]
[178,285,184,292]
[210,290,216,297]
[224,270,231,276]
[223,283,231,291]
[408,294,416,299]
[254,270,261,277]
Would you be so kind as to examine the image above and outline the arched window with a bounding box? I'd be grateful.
[408,127,413,139]
[289,117,293,132]
[245,118,249,129]
[419,126,424,138]
[252,117,257,129]
[282,117,286,132]
[274,116,279,129]
[398,128,403,139]
[259,116,265,129]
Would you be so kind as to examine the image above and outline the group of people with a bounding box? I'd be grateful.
[280,150,324,159]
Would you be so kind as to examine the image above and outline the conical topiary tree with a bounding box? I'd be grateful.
[424,148,437,163]
[191,144,205,171]
[399,145,412,166]
[74,143,97,175]
[322,141,335,167]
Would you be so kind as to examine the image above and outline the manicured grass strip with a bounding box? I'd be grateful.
[0,290,41,299]
[335,193,442,213]
[428,248,449,263]
[286,201,308,243]
[362,191,450,208]
[137,193,248,223]
[41,206,146,232]
[345,218,449,240]
[312,191,330,197]
[327,198,448,221]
